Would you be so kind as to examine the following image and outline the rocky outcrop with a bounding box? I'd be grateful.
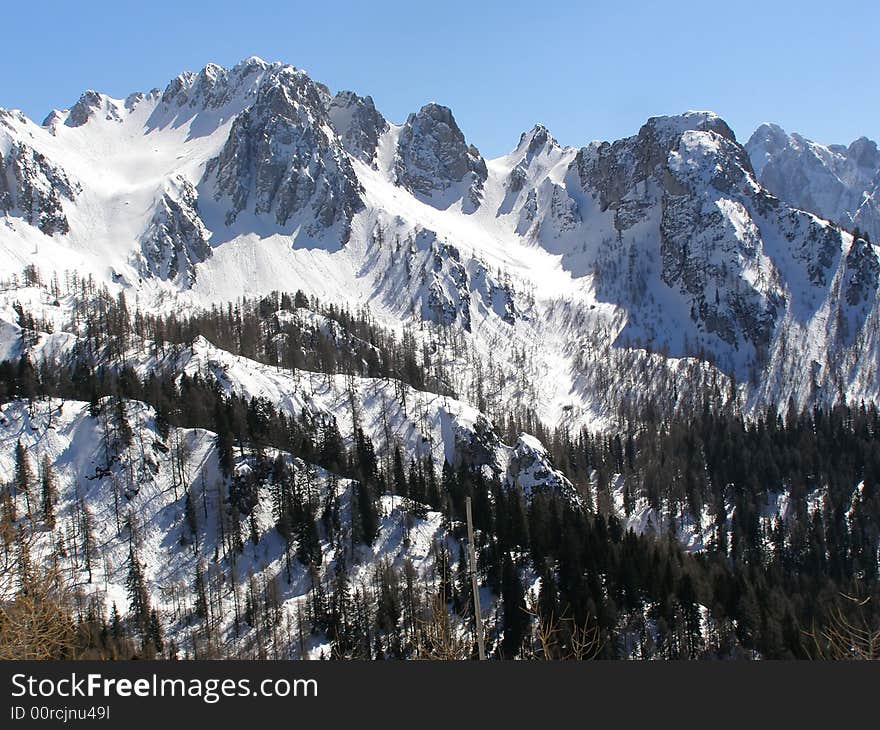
[843,235,880,308]
[394,103,487,209]
[452,414,501,470]
[0,142,78,235]
[746,123,880,242]
[66,91,106,127]
[201,65,363,236]
[138,178,211,286]
[327,91,388,165]
[557,112,863,362]
[505,434,577,501]
[159,58,278,112]
[427,239,471,330]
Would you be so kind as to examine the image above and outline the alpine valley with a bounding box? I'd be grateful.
[1,57,878,660]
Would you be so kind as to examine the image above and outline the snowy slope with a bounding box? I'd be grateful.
[0,58,878,432]
[0,396,454,658]
[746,123,880,243]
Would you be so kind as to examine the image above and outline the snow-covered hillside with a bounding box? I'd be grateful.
[2,60,879,660]
[0,57,877,428]
[0,395,450,658]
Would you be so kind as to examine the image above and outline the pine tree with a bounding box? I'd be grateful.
[296,506,322,567]
[40,455,58,529]
[501,552,527,658]
[13,440,32,516]
[183,486,198,547]
[194,560,210,637]
[392,446,408,500]
[125,547,150,636]
[79,499,97,583]
[147,608,164,656]
[355,480,379,546]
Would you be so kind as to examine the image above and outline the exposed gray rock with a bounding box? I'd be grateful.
[506,125,559,197]
[843,235,880,308]
[452,414,500,470]
[138,178,211,286]
[548,183,579,232]
[0,151,10,212]
[746,124,880,243]
[524,124,554,155]
[506,164,527,193]
[327,91,388,165]
[516,189,538,236]
[160,71,197,106]
[202,65,363,236]
[65,90,104,127]
[471,260,517,324]
[561,111,858,364]
[159,58,283,113]
[506,434,577,502]
[394,103,487,207]
[427,239,471,330]
[0,142,79,235]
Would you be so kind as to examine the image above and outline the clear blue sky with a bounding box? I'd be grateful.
[2,0,877,156]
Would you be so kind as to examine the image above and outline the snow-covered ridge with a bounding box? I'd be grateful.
[746,122,880,242]
[0,58,877,429]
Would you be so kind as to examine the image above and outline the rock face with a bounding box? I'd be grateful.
[158,58,267,110]
[327,91,388,165]
[506,434,577,502]
[537,110,877,376]
[746,123,880,242]
[566,113,780,354]
[394,103,487,209]
[66,90,103,127]
[200,64,364,237]
[573,112,740,231]
[0,141,78,235]
[452,423,578,503]
[138,179,211,286]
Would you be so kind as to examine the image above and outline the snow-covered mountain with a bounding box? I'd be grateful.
[2,57,879,662]
[1,56,879,422]
[746,123,880,243]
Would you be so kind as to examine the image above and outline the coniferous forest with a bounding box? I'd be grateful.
[0,273,877,660]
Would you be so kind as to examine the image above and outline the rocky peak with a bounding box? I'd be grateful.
[201,62,363,234]
[574,111,749,215]
[517,123,557,156]
[559,111,849,366]
[394,102,487,207]
[848,136,880,170]
[746,124,880,241]
[641,111,737,147]
[160,57,279,111]
[746,122,790,177]
[160,71,198,106]
[64,90,105,127]
[327,90,388,165]
[504,124,566,197]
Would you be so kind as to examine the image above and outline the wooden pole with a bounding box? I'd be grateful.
[465,496,486,660]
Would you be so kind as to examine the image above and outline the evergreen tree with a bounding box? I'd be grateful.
[501,553,527,658]
[13,439,32,516]
[125,547,151,637]
[40,455,57,529]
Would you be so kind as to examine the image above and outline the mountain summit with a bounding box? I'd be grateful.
[0,58,878,419]
[1,57,879,664]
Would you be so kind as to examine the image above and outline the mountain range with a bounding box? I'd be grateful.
[1,57,878,660]
[1,56,878,420]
